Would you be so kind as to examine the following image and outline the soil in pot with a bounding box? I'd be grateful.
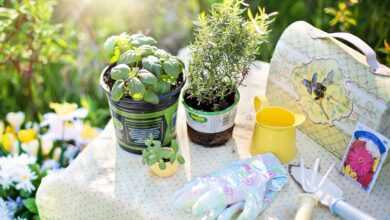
[183,91,238,147]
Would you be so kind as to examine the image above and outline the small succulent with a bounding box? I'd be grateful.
[104,33,184,104]
[142,137,185,170]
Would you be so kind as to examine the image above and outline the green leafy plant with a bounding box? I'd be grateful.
[0,0,79,120]
[186,0,275,111]
[103,33,184,104]
[142,138,185,170]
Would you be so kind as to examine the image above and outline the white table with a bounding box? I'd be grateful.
[36,61,390,220]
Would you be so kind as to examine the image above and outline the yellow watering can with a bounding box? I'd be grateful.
[250,96,306,163]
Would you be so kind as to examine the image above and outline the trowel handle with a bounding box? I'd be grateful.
[295,194,318,220]
[331,200,376,220]
[330,200,375,220]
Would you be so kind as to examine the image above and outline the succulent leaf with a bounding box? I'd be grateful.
[110,64,130,80]
[111,80,125,101]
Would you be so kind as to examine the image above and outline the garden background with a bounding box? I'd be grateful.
[1,0,389,128]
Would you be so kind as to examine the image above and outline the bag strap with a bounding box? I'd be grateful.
[317,32,390,76]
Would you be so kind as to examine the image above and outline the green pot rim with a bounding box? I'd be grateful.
[182,90,240,116]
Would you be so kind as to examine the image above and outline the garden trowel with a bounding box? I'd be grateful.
[289,158,376,220]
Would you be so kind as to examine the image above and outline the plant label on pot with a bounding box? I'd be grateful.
[184,103,238,134]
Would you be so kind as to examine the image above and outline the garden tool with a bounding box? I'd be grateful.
[174,153,288,220]
[250,96,305,163]
[289,158,376,220]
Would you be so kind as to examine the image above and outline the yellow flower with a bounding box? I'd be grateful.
[372,158,379,172]
[1,133,16,152]
[81,124,99,141]
[343,164,357,179]
[17,129,37,143]
[50,102,78,116]
[5,126,15,134]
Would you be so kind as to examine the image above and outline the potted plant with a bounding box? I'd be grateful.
[183,0,275,146]
[142,138,185,177]
[100,33,185,154]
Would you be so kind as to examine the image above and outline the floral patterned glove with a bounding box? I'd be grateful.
[174,153,287,220]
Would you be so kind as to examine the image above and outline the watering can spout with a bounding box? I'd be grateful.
[294,113,306,127]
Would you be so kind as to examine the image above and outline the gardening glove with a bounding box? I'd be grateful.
[174,153,287,220]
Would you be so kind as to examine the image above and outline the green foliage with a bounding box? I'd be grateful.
[187,0,275,110]
[0,0,80,120]
[103,33,184,104]
[142,138,185,170]
[239,0,390,67]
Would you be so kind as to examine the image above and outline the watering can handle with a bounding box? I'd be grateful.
[253,96,268,112]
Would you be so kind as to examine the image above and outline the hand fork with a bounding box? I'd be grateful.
[294,157,335,220]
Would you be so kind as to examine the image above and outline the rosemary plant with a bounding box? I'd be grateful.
[186,0,275,111]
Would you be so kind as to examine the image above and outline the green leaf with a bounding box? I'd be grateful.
[154,49,170,59]
[144,90,159,104]
[159,161,166,170]
[137,45,157,57]
[116,33,132,52]
[171,139,179,152]
[111,80,125,101]
[23,198,38,214]
[163,58,182,78]
[110,64,130,80]
[127,78,146,101]
[138,69,158,86]
[142,56,162,77]
[130,34,157,46]
[118,50,139,66]
[153,80,171,94]
[177,155,185,164]
[103,36,117,61]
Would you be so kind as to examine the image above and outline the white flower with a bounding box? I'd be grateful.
[21,139,39,157]
[53,147,62,161]
[41,159,60,171]
[6,112,25,131]
[41,139,54,156]
[64,145,80,161]
[0,154,36,191]
[0,198,12,220]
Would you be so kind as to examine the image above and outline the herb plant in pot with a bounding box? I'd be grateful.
[142,138,185,177]
[183,0,275,147]
[100,33,185,154]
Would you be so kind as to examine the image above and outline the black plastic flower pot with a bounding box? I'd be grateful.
[183,91,240,147]
[100,66,185,154]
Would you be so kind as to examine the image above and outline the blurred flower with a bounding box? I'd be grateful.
[41,139,54,156]
[346,140,374,177]
[17,129,37,143]
[49,102,87,121]
[41,160,60,171]
[21,140,39,157]
[0,198,12,220]
[0,121,4,135]
[0,154,36,191]
[41,102,87,142]
[1,133,16,153]
[6,112,25,131]
[79,123,100,145]
[53,148,62,161]
[64,145,80,162]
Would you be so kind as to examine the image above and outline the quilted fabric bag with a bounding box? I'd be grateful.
[267,21,390,158]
